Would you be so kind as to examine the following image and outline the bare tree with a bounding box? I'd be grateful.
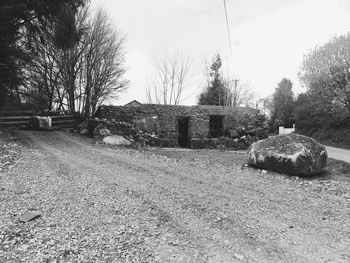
[57,6,89,113]
[20,5,128,116]
[82,8,128,117]
[258,96,273,115]
[146,53,193,105]
[225,79,255,107]
[22,22,62,111]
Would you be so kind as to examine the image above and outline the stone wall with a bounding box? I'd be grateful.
[95,104,266,148]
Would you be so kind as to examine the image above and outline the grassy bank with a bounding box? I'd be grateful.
[297,128,350,150]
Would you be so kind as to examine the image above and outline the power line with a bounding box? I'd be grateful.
[223,0,233,57]
[223,0,235,107]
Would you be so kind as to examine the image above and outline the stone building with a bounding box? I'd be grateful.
[95,104,265,148]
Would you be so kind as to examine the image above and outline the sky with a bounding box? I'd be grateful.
[91,0,350,105]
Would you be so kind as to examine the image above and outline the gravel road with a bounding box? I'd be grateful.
[1,131,350,263]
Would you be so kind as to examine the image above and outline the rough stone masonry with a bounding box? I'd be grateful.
[95,104,266,149]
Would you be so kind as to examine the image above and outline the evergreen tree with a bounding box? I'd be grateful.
[271,78,296,127]
[198,54,227,106]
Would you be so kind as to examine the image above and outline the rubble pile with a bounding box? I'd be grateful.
[79,118,176,147]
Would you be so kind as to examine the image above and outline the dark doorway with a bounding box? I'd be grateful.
[178,117,189,147]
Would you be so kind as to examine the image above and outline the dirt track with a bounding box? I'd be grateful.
[1,131,350,262]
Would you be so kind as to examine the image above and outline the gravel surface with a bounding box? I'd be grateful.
[0,131,20,173]
[1,130,350,262]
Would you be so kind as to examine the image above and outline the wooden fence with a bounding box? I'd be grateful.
[0,110,81,129]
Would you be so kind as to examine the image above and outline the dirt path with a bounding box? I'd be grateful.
[1,131,350,262]
[326,146,350,163]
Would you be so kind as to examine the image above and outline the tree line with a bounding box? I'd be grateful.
[4,1,348,132]
[147,32,350,137]
[0,1,128,117]
[1,1,256,115]
[268,33,350,134]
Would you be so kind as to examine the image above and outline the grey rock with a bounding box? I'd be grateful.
[103,135,131,145]
[99,129,111,136]
[19,211,41,223]
[247,134,327,176]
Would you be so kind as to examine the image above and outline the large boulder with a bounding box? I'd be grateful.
[247,134,328,176]
[103,135,131,146]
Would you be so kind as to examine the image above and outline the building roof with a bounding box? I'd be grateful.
[124,100,142,106]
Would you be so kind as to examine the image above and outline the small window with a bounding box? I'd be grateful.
[209,115,224,138]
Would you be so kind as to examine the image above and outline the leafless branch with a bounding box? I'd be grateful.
[147,53,193,105]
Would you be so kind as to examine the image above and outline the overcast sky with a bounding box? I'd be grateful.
[91,0,350,105]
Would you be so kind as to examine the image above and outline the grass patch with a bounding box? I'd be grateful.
[321,140,350,151]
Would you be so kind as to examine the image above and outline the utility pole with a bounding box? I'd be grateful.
[233,79,239,106]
